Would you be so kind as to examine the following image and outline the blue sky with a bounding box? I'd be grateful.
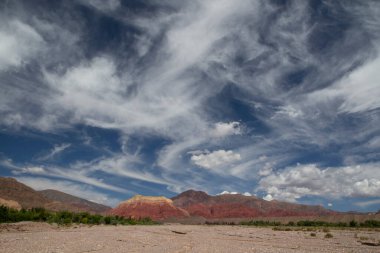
[0,0,379,212]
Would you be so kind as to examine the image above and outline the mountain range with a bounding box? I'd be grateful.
[1,177,378,223]
[0,177,110,214]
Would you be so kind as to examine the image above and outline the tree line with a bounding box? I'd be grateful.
[0,205,157,225]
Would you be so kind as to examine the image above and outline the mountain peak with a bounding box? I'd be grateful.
[172,189,209,200]
[123,195,173,204]
[110,195,189,220]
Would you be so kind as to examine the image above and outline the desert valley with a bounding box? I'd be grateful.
[1,177,380,252]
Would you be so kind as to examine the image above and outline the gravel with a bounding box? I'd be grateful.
[0,222,379,253]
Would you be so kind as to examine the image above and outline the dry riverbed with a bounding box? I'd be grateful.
[0,222,379,253]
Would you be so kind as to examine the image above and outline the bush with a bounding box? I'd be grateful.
[322,228,330,233]
[349,220,358,227]
[104,216,111,225]
[325,233,333,238]
[240,219,380,228]
[310,233,316,237]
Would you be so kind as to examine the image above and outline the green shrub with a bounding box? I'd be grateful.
[310,233,316,237]
[325,233,333,238]
[349,220,357,227]
[104,216,111,225]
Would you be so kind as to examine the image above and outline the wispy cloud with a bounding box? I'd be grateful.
[354,199,380,208]
[0,1,379,209]
[37,143,71,161]
[16,176,120,207]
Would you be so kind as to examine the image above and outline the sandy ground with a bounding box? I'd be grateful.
[0,222,379,253]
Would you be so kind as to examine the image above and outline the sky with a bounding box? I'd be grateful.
[0,0,379,212]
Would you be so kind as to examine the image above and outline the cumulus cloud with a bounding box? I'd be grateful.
[263,194,273,201]
[217,190,252,196]
[211,122,241,138]
[218,190,238,195]
[258,161,275,177]
[191,150,241,170]
[258,163,380,202]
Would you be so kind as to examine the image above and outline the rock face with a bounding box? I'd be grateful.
[172,190,334,219]
[110,195,189,220]
[0,177,110,214]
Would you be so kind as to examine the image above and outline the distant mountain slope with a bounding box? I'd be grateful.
[0,177,50,209]
[0,177,110,214]
[172,190,334,219]
[110,195,189,220]
[39,189,111,214]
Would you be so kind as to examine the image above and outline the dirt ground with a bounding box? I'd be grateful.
[0,222,379,253]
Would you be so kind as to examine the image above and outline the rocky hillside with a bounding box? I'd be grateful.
[110,195,189,220]
[39,189,111,214]
[0,177,50,209]
[0,177,110,214]
[172,190,335,219]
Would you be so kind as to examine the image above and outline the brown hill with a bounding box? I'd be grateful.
[0,177,50,209]
[172,190,334,219]
[0,177,110,214]
[110,195,189,221]
[39,189,111,214]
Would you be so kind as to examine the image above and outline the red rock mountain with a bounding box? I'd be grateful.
[0,177,110,214]
[171,190,334,219]
[110,195,189,220]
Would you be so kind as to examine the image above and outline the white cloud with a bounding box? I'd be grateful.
[310,55,380,114]
[327,203,333,207]
[217,191,252,196]
[218,190,238,195]
[263,194,273,201]
[10,163,129,194]
[16,176,120,207]
[354,199,380,208]
[18,166,46,174]
[191,150,241,169]
[0,20,44,71]
[1,0,380,202]
[38,143,71,161]
[211,122,241,138]
[79,0,120,12]
[258,162,275,177]
[274,105,304,118]
[258,163,380,202]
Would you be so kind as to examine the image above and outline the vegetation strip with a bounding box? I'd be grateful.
[0,205,157,225]
[239,220,380,228]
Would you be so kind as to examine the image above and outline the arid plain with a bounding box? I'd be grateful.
[1,222,379,253]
